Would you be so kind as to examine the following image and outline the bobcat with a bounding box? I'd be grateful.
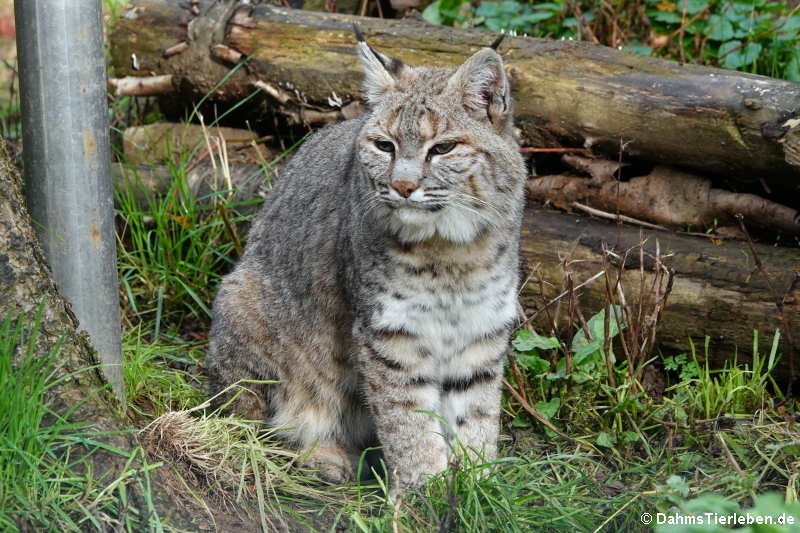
[206,29,526,495]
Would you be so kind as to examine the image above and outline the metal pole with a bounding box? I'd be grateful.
[15,0,124,401]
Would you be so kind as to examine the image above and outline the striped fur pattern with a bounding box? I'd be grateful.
[206,36,526,495]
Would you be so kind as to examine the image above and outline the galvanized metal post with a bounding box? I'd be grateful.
[15,0,124,400]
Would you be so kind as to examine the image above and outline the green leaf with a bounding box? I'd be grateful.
[572,372,593,384]
[517,11,556,23]
[533,397,560,419]
[740,42,763,66]
[666,475,690,498]
[519,352,550,375]
[513,329,561,352]
[422,1,442,25]
[685,0,709,15]
[624,44,654,56]
[546,356,567,380]
[511,411,532,428]
[596,431,615,448]
[573,340,603,366]
[648,10,682,24]
[707,14,735,40]
[622,431,641,443]
[719,40,744,68]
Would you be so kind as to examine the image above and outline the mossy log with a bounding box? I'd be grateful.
[520,208,799,380]
[0,141,199,531]
[109,0,800,186]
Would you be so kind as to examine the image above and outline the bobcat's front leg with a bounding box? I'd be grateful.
[356,324,449,496]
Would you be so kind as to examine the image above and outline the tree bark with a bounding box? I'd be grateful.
[520,208,799,380]
[109,0,800,187]
[0,141,198,530]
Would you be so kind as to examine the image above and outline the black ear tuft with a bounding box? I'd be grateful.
[490,33,506,51]
[353,23,365,43]
[355,27,410,104]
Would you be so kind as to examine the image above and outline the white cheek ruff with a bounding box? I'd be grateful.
[388,205,486,244]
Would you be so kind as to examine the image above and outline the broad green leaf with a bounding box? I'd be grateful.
[685,0,709,15]
[533,397,560,419]
[512,411,532,428]
[740,42,763,65]
[519,352,550,375]
[622,431,641,443]
[513,329,561,352]
[666,475,690,497]
[719,40,744,68]
[573,340,602,366]
[707,14,735,40]
[648,9,682,23]
[422,1,442,25]
[596,431,615,448]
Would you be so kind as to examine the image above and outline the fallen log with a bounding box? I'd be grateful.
[520,208,799,381]
[109,0,800,188]
[110,140,800,380]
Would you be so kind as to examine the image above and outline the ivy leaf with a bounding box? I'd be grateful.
[648,9,682,23]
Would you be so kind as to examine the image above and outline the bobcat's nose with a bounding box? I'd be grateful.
[391,181,417,198]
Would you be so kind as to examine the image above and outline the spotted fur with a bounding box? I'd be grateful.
[206,35,526,495]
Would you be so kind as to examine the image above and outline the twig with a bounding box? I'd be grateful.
[109,74,175,96]
[572,202,669,231]
[217,203,243,258]
[438,460,460,533]
[507,349,529,405]
[735,213,796,397]
[668,4,712,39]
[520,147,592,154]
[716,432,744,475]
[592,493,640,533]
[503,378,579,445]
[392,495,402,533]
[517,270,606,330]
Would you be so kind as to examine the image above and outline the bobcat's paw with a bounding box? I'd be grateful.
[302,444,359,484]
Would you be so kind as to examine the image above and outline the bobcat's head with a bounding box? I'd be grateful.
[355,29,525,244]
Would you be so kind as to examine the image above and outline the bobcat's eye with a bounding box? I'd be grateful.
[375,140,395,153]
[430,142,456,155]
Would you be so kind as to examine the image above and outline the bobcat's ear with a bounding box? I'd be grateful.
[446,48,511,125]
[354,24,409,105]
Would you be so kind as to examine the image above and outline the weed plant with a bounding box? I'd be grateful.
[423,0,800,80]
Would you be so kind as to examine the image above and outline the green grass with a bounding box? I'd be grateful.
[123,324,206,419]
[0,302,163,532]
[114,159,257,331]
